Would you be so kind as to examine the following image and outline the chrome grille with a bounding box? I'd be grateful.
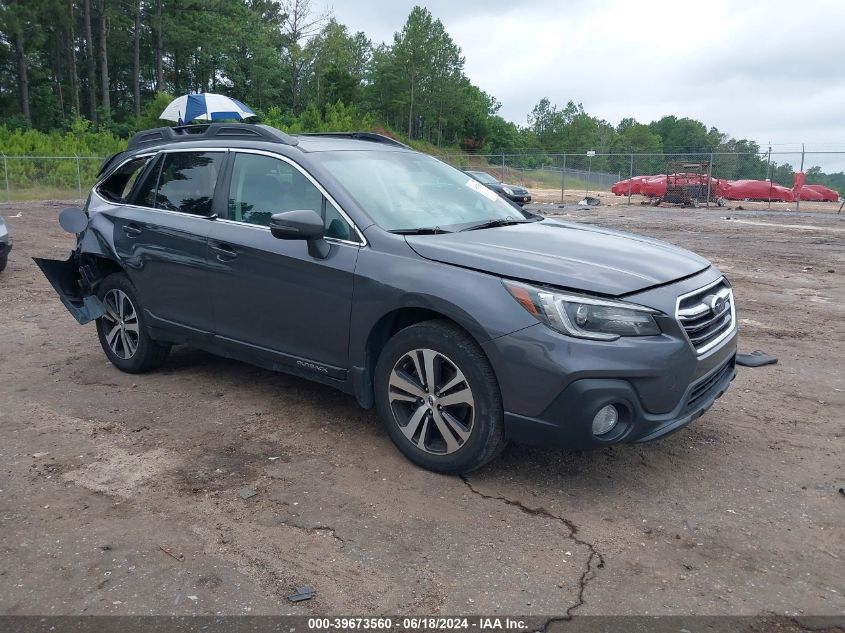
[676,278,735,354]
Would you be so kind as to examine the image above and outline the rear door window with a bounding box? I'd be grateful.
[155,151,226,216]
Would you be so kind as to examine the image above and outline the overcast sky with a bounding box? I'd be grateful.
[329,0,845,168]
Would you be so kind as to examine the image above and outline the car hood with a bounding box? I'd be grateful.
[405,218,710,296]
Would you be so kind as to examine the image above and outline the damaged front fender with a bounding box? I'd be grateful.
[33,255,107,324]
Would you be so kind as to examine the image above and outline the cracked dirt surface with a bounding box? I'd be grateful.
[459,475,604,618]
[0,201,843,616]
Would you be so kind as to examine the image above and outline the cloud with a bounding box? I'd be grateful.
[328,0,845,171]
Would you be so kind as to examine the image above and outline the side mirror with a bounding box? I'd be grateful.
[270,209,330,259]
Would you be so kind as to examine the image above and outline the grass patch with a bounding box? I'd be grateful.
[1,185,85,202]
[441,155,613,193]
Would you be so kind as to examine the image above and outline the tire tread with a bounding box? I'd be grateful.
[375,319,506,474]
[96,273,170,373]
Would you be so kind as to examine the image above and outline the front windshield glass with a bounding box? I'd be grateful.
[315,151,529,231]
[468,171,499,184]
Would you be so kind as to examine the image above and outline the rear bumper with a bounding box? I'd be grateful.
[502,353,736,449]
[33,254,106,324]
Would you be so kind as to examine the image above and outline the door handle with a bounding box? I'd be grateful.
[123,223,142,237]
[210,242,238,261]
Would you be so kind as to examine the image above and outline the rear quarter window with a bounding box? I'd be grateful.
[97,156,154,203]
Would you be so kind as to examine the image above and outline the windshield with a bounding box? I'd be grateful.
[467,171,499,184]
[315,151,529,231]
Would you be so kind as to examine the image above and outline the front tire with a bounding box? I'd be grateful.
[95,273,170,373]
[374,320,506,474]
[0,254,7,272]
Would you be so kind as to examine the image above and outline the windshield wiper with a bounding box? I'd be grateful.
[459,218,530,232]
[389,227,452,235]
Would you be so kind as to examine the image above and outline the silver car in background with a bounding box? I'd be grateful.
[0,215,11,272]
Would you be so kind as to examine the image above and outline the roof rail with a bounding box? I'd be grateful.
[127,122,299,151]
[297,132,409,148]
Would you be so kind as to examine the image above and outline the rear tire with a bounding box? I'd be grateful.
[95,273,170,373]
[374,320,506,474]
[0,254,7,272]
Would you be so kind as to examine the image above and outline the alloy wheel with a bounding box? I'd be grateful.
[101,289,140,360]
[388,348,475,455]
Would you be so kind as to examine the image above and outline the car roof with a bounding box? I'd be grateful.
[293,134,408,153]
[126,123,408,154]
[103,124,413,177]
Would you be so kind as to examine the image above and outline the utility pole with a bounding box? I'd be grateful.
[705,153,713,209]
[796,144,805,212]
[561,153,566,203]
[766,145,772,209]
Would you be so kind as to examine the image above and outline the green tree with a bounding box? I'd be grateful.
[771,162,794,188]
[277,0,329,113]
[527,98,565,147]
[391,6,436,139]
[367,6,471,145]
[306,19,371,112]
[609,121,662,174]
[649,115,721,152]
[2,0,842,193]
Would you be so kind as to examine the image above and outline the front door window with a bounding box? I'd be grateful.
[228,153,355,241]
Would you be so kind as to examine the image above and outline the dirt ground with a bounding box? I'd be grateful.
[0,200,843,619]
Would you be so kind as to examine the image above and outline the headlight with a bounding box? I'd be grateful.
[502,186,514,195]
[504,280,661,340]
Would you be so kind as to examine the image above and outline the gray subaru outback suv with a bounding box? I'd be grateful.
[35,123,737,474]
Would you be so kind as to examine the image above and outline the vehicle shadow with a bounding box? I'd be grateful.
[154,345,721,502]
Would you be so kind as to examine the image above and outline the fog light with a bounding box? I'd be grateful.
[592,405,619,436]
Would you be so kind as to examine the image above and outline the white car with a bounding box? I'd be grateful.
[0,215,11,272]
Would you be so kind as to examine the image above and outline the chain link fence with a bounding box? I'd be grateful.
[0,154,105,202]
[1,151,843,213]
[444,150,845,212]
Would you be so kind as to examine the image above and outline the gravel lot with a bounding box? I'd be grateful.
[0,200,843,619]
